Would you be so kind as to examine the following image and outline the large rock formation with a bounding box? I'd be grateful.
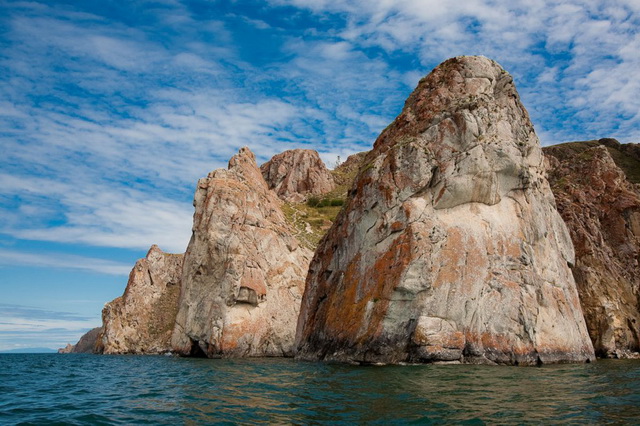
[295,56,595,365]
[545,141,640,358]
[261,149,335,202]
[100,245,183,354]
[171,147,313,357]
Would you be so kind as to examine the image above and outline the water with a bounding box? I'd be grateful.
[1,354,639,424]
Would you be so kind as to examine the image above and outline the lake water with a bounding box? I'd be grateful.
[1,354,639,424]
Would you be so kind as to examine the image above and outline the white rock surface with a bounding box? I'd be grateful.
[171,147,312,357]
[295,56,595,365]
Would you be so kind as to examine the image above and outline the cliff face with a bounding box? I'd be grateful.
[295,56,594,365]
[171,147,312,357]
[58,327,103,354]
[545,141,640,358]
[73,327,103,353]
[261,149,335,202]
[100,245,184,354]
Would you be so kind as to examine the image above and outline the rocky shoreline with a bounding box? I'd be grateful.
[60,56,640,364]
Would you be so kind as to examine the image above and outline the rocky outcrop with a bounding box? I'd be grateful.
[58,327,103,354]
[73,327,103,353]
[544,138,640,185]
[100,245,183,354]
[57,344,74,354]
[171,147,313,357]
[261,149,335,202]
[545,142,640,358]
[295,56,595,365]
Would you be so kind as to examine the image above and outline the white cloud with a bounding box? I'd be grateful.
[272,0,640,144]
[0,173,193,252]
[0,249,132,275]
[0,304,101,351]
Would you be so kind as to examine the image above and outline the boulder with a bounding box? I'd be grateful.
[545,143,640,358]
[261,149,335,202]
[100,245,183,354]
[295,56,595,365]
[171,147,312,357]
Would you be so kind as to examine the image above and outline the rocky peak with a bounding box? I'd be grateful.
[227,146,269,190]
[295,56,594,365]
[171,147,312,358]
[545,142,640,358]
[99,245,184,354]
[260,149,335,202]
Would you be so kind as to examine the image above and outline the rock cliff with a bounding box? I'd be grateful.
[545,141,640,358]
[100,245,183,354]
[171,147,313,357]
[58,327,103,354]
[261,149,335,202]
[73,327,103,353]
[295,56,595,365]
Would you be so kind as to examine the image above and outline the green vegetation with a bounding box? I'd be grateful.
[282,202,343,250]
[282,151,369,250]
[307,197,345,208]
[606,147,640,184]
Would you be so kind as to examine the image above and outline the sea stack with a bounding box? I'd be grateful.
[295,56,595,365]
[171,147,312,357]
[100,245,183,354]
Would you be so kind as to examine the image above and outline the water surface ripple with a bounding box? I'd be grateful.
[1,354,638,424]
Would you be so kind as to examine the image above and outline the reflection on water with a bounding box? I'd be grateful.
[1,354,639,424]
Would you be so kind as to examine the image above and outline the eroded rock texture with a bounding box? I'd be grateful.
[261,149,335,202]
[100,245,183,354]
[546,142,640,358]
[295,56,595,365]
[171,147,312,357]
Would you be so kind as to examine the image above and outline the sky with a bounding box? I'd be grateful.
[1,0,639,351]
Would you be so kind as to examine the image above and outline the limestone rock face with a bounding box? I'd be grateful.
[546,143,640,358]
[295,56,595,365]
[171,147,313,357]
[261,149,335,202]
[100,245,183,354]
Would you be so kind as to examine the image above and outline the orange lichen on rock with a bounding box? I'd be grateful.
[295,56,594,365]
[171,147,312,358]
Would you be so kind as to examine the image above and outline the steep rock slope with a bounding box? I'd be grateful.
[72,327,103,354]
[171,147,312,357]
[296,56,594,365]
[261,149,335,202]
[100,245,183,354]
[545,142,640,358]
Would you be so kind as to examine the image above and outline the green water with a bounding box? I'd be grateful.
[0,354,638,424]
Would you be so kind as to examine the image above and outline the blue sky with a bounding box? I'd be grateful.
[1,0,639,351]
